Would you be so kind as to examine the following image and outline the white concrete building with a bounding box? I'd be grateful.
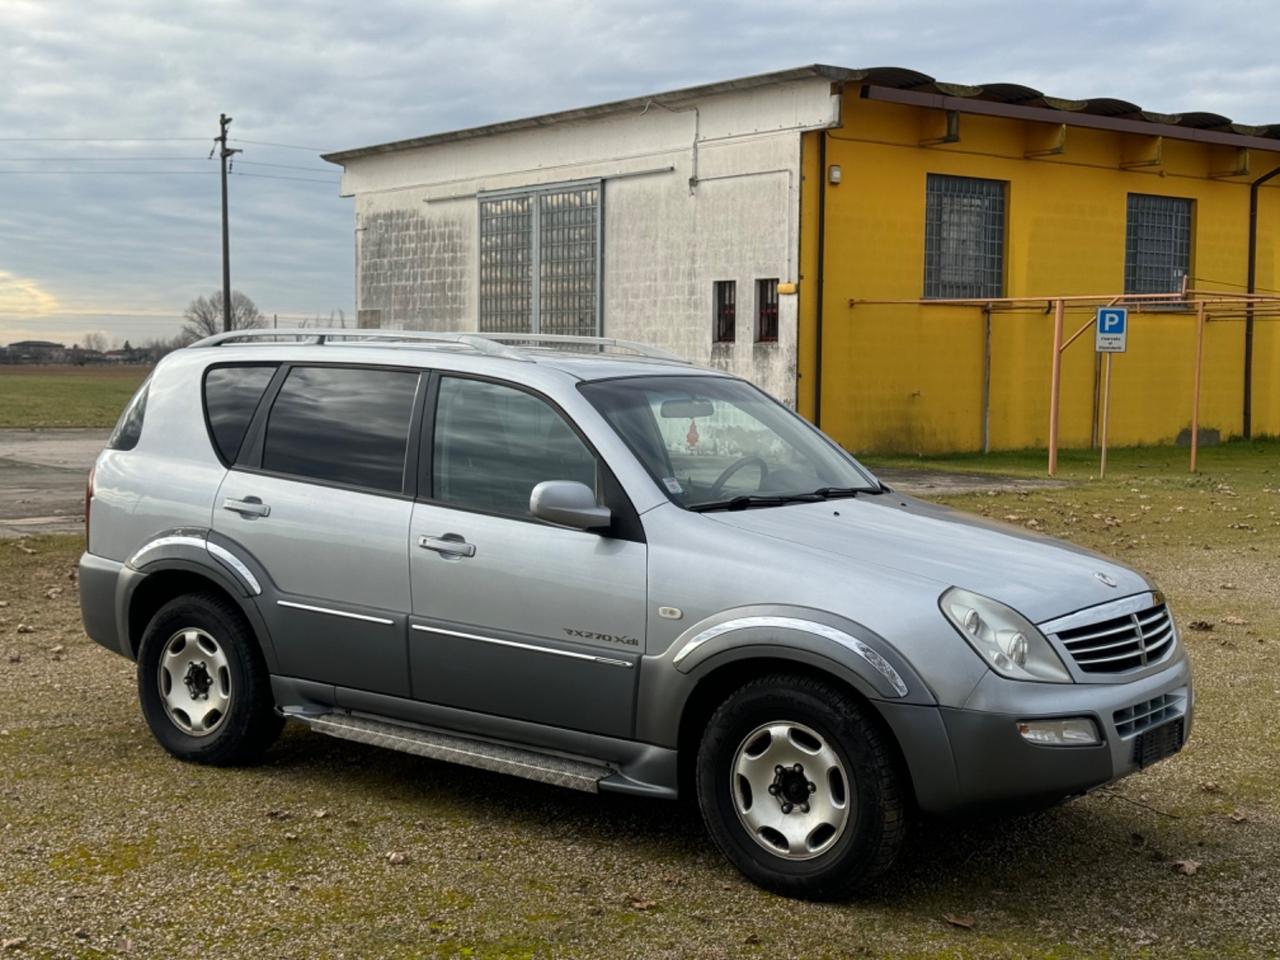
[322,66,843,405]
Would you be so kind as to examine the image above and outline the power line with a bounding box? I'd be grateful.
[0,155,207,162]
[230,171,339,184]
[0,157,333,173]
[231,138,327,152]
[0,136,210,142]
[235,159,336,173]
[0,169,215,175]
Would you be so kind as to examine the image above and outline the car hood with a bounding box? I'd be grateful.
[705,493,1152,625]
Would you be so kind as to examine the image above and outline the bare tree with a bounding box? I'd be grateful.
[181,290,265,341]
[81,331,110,353]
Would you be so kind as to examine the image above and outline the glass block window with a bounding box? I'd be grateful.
[713,281,736,343]
[923,174,1006,299]
[478,181,600,335]
[756,279,779,342]
[478,196,533,332]
[1125,194,1192,295]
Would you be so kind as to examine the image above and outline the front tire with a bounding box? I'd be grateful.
[137,592,282,766]
[696,673,907,899]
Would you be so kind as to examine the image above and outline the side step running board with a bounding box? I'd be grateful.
[290,711,613,793]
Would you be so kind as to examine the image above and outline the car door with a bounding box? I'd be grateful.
[212,363,423,697]
[408,373,646,739]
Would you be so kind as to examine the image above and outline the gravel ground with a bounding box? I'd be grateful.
[1,455,1277,959]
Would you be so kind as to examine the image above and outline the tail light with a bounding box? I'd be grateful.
[85,465,96,552]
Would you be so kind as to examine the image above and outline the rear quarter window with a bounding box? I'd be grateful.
[203,364,278,464]
[106,376,152,451]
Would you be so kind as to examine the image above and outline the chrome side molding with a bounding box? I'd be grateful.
[411,624,633,668]
[277,600,394,626]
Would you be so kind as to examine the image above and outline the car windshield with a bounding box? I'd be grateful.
[579,375,880,511]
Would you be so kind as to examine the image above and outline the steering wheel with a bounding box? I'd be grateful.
[709,456,769,498]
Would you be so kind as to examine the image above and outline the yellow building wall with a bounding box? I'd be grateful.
[809,91,1280,454]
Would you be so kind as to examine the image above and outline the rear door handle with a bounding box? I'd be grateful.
[223,497,271,518]
[418,534,475,558]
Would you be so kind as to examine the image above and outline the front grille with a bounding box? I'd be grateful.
[1113,690,1187,738]
[1052,603,1175,674]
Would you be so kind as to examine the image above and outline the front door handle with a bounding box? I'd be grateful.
[418,534,476,558]
[223,496,271,518]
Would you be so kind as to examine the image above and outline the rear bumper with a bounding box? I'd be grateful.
[884,653,1193,813]
[78,552,127,657]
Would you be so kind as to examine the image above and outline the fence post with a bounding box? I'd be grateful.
[1048,298,1065,476]
[1190,301,1206,473]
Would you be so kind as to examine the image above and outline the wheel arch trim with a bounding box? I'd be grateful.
[127,528,261,596]
[673,615,909,698]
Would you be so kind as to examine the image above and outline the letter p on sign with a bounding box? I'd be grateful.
[1096,307,1128,353]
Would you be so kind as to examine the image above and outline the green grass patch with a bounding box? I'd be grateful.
[0,364,150,428]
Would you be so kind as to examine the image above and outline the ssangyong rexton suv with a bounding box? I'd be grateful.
[79,329,1192,899]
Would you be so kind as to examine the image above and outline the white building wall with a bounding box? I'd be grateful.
[339,78,838,405]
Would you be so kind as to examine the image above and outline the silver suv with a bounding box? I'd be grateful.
[79,330,1192,899]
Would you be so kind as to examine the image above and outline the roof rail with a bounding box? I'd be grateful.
[185,328,687,363]
[473,333,685,362]
[186,328,526,360]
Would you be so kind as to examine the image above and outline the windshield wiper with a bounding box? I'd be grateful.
[809,486,865,500]
[689,493,824,513]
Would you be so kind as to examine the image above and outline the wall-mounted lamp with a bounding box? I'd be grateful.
[828,164,842,185]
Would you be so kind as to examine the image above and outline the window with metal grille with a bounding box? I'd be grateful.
[923,174,1006,299]
[478,181,601,336]
[756,279,779,342]
[713,281,736,343]
[1125,194,1192,295]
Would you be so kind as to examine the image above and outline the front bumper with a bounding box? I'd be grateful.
[882,653,1193,813]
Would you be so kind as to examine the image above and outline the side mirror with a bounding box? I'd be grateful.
[530,480,612,531]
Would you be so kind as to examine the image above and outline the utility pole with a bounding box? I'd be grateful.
[216,114,241,333]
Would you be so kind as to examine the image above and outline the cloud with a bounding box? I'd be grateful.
[2,0,1279,344]
[0,271,59,316]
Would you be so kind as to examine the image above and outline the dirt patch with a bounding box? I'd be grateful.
[0,429,107,537]
[877,467,1066,496]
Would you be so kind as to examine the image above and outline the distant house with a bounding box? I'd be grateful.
[6,340,68,364]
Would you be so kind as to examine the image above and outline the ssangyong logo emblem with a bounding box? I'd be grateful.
[1094,572,1118,588]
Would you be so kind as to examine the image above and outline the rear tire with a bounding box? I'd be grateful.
[696,673,907,899]
[137,592,282,766]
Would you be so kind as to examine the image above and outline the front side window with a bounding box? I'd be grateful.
[478,181,601,336]
[1125,194,1192,295]
[923,173,1006,299]
[432,376,597,518]
[203,364,277,464]
[262,366,419,493]
[580,375,878,511]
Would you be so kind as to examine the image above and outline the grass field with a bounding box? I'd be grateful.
[0,365,150,428]
[1,444,1277,958]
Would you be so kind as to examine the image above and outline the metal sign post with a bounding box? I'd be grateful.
[1095,308,1127,478]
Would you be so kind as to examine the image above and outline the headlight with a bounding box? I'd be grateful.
[940,587,1071,683]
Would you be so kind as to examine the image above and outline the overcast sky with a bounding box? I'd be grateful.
[2,0,1278,345]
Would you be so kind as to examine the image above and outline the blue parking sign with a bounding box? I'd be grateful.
[1096,307,1128,353]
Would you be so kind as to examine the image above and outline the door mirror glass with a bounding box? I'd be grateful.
[530,480,612,531]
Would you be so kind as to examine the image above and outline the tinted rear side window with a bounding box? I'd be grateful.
[107,377,151,451]
[263,366,419,493]
[203,365,277,464]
